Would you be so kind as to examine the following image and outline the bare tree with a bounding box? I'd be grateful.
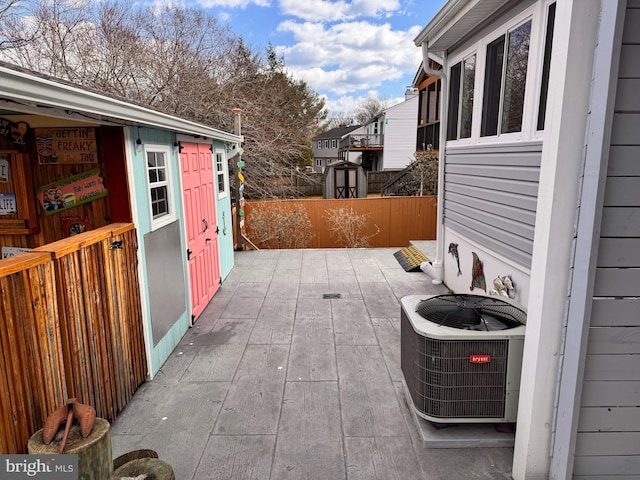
[0,0,327,199]
[324,207,380,248]
[353,97,388,125]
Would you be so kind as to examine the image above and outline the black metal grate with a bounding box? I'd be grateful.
[415,294,526,331]
[323,293,341,299]
[401,308,509,419]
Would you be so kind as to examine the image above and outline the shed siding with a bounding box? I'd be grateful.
[574,3,640,476]
[444,142,542,268]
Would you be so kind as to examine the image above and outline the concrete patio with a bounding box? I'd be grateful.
[110,246,514,479]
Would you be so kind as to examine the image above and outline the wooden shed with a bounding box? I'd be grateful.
[322,161,368,199]
[0,62,240,453]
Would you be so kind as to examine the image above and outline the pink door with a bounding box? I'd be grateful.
[180,142,220,321]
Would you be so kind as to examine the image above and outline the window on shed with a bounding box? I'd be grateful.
[447,54,476,140]
[216,152,227,198]
[537,2,556,131]
[146,146,175,229]
[481,19,532,136]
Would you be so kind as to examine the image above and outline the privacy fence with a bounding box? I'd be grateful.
[243,196,437,249]
[0,223,146,454]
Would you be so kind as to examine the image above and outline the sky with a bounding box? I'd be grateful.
[182,0,447,118]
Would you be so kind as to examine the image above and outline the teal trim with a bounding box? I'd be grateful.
[212,141,235,280]
[128,126,190,376]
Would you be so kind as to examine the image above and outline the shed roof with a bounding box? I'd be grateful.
[0,61,241,143]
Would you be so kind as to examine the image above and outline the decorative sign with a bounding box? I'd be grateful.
[0,119,28,145]
[237,161,245,168]
[36,127,98,164]
[0,157,9,183]
[61,215,93,237]
[0,192,17,215]
[469,355,491,364]
[238,172,245,183]
[36,168,108,215]
[2,246,32,259]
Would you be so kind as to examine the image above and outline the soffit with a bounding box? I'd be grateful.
[414,0,515,52]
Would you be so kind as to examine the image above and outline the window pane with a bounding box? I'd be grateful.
[460,55,476,139]
[482,36,505,136]
[538,3,556,130]
[447,62,462,141]
[149,169,158,183]
[155,152,166,167]
[151,186,168,218]
[147,152,157,168]
[427,82,437,124]
[419,90,427,124]
[501,20,532,133]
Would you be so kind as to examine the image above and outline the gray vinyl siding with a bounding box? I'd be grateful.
[444,142,542,268]
[573,4,640,477]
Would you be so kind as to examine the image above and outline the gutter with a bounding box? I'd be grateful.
[420,41,447,285]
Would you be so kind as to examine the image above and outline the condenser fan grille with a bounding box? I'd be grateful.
[415,294,526,331]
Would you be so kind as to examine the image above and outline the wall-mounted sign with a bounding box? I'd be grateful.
[0,157,8,182]
[0,118,28,145]
[36,127,98,164]
[61,215,93,236]
[36,168,108,215]
[0,192,17,215]
[2,246,32,259]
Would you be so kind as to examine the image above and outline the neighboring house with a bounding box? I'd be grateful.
[415,1,639,479]
[311,125,360,173]
[322,161,368,199]
[338,90,419,171]
[0,62,241,377]
[413,57,443,153]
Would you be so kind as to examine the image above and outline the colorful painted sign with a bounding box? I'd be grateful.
[0,192,17,214]
[36,127,98,164]
[0,119,28,145]
[36,168,107,215]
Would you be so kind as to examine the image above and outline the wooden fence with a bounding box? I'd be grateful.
[0,223,146,454]
[244,196,437,249]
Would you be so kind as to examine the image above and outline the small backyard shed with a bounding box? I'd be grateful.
[322,161,368,199]
[0,62,240,453]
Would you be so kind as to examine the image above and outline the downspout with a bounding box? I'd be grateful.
[421,41,447,285]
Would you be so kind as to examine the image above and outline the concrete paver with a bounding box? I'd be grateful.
[110,246,515,479]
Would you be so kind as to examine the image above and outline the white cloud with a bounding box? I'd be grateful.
[278,0,401,22]
[277,20,422,96]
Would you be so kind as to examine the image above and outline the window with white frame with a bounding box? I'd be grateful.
[481,19,532,137]
[146,145,174,229]
[324,140,329,148]
[331,139,337,148]
[216,151,227,198]
[447,54,476,140]
[315,159,322,166]
[317,140,322,149]
[537,2,556,131]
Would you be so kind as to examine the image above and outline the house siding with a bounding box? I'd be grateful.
[444,142,542,268]
[382,95,419,170]
[573,3,640,477]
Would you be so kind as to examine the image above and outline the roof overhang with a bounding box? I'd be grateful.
[414,0,515,53]
[0,64,241,144]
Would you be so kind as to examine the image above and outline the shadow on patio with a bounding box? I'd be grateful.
[110,247,514,479]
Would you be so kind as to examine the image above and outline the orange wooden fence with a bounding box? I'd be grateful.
[244,196,437,249]
[0,223,146,454]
